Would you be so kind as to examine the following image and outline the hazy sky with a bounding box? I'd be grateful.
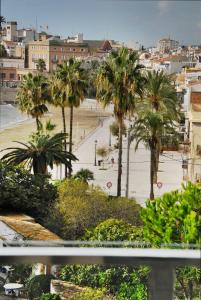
[2,0,201,47]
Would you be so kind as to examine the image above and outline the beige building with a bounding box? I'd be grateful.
[28,38,89,72]
[157,38,179,53]
[186,82,201,183]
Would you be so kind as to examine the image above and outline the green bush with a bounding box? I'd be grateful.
[70,287,110,300]
[84,218,143,242]
[45,179,142,239]
[34,293,60,300]
[9,264,32,285]
[27,275,54,300]
[0,162,57,221]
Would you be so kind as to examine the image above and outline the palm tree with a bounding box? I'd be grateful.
[17,73,50,130]
[50,73,69,177]
[73,168,94,184]
[96,47,144,196]
[0,16,6,31]
[140,70,180,182]
[1,132,77,175]
[36,59,46,73]
[131,110,176,199]
[56,58,88,176]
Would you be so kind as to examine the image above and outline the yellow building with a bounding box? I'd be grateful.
[28,38,89,72]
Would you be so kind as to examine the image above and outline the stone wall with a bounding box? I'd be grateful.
[0,88,17,103]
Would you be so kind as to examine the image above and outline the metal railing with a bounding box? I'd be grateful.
[0,241,200,300]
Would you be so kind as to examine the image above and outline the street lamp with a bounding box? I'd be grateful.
[94,140,98,166]
[109,126,111,147]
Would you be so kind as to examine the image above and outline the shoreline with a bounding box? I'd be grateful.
[0,101,112,157]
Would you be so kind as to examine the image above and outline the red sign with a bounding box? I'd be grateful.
[106,181,112,189]
[157,182,163,189]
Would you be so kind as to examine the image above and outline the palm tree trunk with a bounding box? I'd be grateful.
[117,117,123,197]
[36,116,40,131]
[69,105,73,177]
[62,106,68,178]
[150,146,155,200]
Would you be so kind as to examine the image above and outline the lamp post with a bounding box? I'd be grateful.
[109,126,111,147]
[94,140,98,166]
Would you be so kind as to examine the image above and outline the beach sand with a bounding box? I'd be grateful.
[0,101,111,157]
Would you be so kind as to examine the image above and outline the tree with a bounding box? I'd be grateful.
[0,162,57,221]
[96,146,109,168]
[50,74,69,177]
[17,73,50,130]
[0,44,7,57]
[34,293,61,300]
[141,70,180,182]
[73,168,94,184]
[36,59,46,73]
[1,131,77,175]
[0,15,6,31]
[96,47,144,196]
[131,110,177,199]
[27,275,54,300]
[56,59,88,176]
[46,179,142,240]
[141,183,201,299]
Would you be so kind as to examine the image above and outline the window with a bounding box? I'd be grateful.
[0,73,6,79]
[73,48,76,52]
[10,73,15,79]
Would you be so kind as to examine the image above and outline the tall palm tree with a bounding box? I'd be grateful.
[17,73,50,130]
[1,132,77,175]
[131,110,176,199]
[96,47,144,196]
[0,15,6,31]
[140,70,180,182]
[56,58,88,176]
[49,73,69,177]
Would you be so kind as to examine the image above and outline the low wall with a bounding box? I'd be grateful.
[0,88,18,103]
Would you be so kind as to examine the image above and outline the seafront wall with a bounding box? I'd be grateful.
[0,88,17,104]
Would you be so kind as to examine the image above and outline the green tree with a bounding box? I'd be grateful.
[96,146,109,168]
[56,59,88,176]
[0,44,7,57]
[73,168,94,184]
[17,73,50,130]
[0,15,6,31]
[141,183,201,299]
[131,110,176,199]
[141,70,180,181]
[27,275,54,300]
[2,131,77,175]
[46,179,142,240]
[96,47,144,196]
[36,59,46,73]
[50,74,69,177]
[9,264,32,285]
[0,162,57,221]
[141,182,201,245]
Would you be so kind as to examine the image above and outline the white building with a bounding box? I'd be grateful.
[157,38,179,53]
[0,57,24,69]
[4,21,18,41]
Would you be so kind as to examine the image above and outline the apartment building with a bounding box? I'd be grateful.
[186,81,201,183]
[0,57,24,82]
[157,38,179,53]
[28,37,89,71]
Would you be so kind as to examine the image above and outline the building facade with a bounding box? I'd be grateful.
[157,38,179,53]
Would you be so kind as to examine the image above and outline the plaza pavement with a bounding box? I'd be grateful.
[69,116,184,206]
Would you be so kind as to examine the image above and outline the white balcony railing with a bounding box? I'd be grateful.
[0,241,200,300]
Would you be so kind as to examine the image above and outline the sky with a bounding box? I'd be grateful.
[1,0,201,47]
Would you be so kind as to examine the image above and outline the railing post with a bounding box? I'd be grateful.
[149,264,174,300]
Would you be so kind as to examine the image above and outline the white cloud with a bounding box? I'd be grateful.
[157,1,172,15]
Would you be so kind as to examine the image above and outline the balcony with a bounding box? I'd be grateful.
[0,241,199,300]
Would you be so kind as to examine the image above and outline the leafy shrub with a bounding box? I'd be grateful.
[84,218,143,242]
[27,275,54,300]
[45,179,142,239]
[34,293,60,300]
[141,182,201,245]
[70,287,111,300]
[0,162,57,221]
[9,264,32,285]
